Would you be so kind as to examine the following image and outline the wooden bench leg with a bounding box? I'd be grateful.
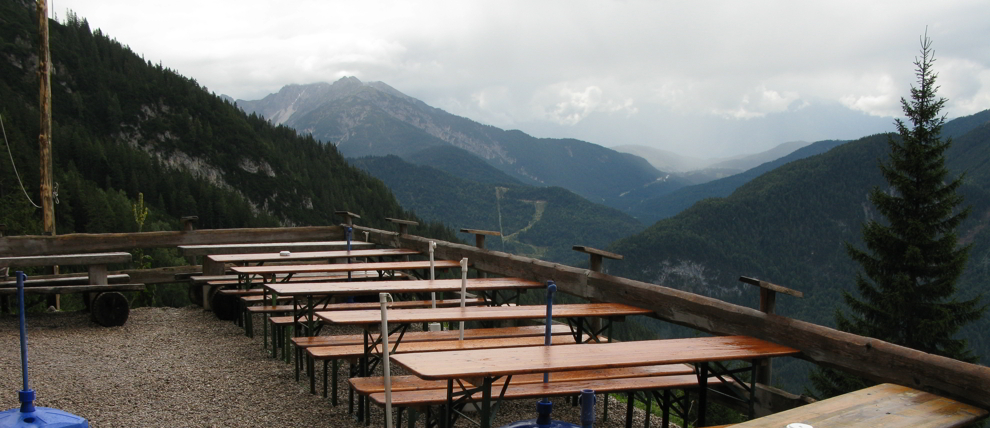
[626,392,635,428]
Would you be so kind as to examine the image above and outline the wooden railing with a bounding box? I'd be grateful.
[353,224,990,411]
[2,224,989,412]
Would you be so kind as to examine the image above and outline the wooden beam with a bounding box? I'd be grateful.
[354,224,990,409]
[0,226,345,257]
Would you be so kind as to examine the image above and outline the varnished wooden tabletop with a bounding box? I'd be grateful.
[208,248,419,263]
[391,335,799,380]
[265,277,542,296]
[231,259,461,275]
[728,383,987,428]
[317,302,652,325]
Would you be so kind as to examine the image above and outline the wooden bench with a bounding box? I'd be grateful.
[267,298,491,363]
[316,334,582,411]
[300,324,574,404]
[352,364,719,428]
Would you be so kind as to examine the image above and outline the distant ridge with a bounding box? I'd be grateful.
[237,78,669,210]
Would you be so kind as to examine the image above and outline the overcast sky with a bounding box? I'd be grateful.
[55,0,990,158]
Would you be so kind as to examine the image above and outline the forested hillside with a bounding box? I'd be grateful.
[607,114,990,391]
[352,149,643,265]
[0,1,451,241]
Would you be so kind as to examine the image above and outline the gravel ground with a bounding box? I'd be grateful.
[0,306,670,428]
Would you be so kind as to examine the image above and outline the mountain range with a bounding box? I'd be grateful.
[235,78,668,209]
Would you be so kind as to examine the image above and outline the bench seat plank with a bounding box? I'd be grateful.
[0,274,130,287]
[292,324,572,349]
[0,252,132,267]
[368,374,718,407]
[351,364,697,394]
[0,284,146,295]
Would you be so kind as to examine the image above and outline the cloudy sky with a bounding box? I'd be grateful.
[55,0,990,158]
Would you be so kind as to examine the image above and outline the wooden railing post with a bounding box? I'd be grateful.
[739,276,803,387]
[334,211,361,227]
[573,246,623,340]
[387,218,419,261]
[386,218,418,236]
[460,229,500,251]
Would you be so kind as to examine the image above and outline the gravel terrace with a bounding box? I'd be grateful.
[0,306,667,428]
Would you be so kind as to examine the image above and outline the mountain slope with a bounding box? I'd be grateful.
[623,139,847,223]
[351,154,643,265]
[0,2,450,241]
[606,112,990,391]
[237,79,668,209]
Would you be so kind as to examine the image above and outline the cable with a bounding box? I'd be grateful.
[1,114,42,209]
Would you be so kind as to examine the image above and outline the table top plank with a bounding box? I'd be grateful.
[0,252,132,268]
[318,302,652,325]
[728,383,987,428]
[208,248,419,264]
[266,277,543,296]
[231,260,461,276]
[177,241,374,256]
[391,335,800,380]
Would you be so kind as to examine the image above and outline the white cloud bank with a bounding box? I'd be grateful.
[55,0,990,157]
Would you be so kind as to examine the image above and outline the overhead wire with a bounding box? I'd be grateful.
[1,114,42,209]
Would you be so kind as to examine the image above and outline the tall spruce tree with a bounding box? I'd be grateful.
[811,34,986,397]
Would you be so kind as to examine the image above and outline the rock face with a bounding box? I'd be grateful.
[236,77,669,211]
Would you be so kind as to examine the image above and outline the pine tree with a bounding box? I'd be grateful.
[812,34,986,397]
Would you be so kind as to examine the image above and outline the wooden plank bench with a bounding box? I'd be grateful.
[313,334,582,410]
[352,364,719,428]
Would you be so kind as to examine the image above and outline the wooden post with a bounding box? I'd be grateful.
[386,218,419,236]
[38,0,54,237]
[181,216,199,232]
[460,229,500,250]
[334,211,361,227]
[0,225,6,314]
[738,276,803,389]
[573,246,623,340]
[573,245,622,273]
[181,216,199,267]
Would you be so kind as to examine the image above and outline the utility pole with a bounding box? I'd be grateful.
[38,0,55,237]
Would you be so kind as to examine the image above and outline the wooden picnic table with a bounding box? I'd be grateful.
[261,277,544,345]
[391,335,801,428]
[0,252,138,326]
[728,383,987,428]
[0,252,132,285]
